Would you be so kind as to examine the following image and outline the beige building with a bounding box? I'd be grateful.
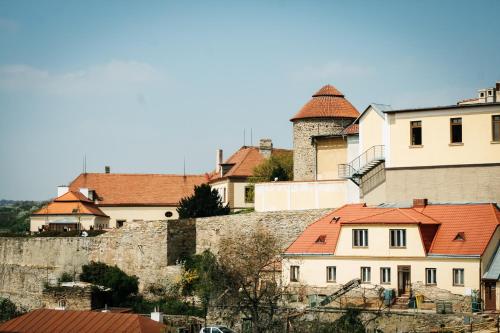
[210,139,291,211]
[65,171,208,228]
[255,85,361,212]
[30,191,109,232]
[344,83,500,205]
[283,200,500,311]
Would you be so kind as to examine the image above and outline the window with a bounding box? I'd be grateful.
[492,115,500,142]
[380,267,391,284]
[450,118,462,143]
[480,92,485,97]
[244,185,254,203]
[390,229,407,247]
[326,266,336,282]
[453,268,464,286]
[353,229,368,247]
[426,268,437,285]
[222,188,226,203]
[290,265,300,282]
[361,267,371,283]
[410,121,422,145]
[164,211,173,218]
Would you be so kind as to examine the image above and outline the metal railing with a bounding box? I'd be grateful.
[338,145,385,178]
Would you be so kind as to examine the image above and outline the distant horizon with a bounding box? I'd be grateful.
[1,0,499,200]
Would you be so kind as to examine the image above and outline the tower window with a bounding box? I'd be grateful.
[492,115,500,142]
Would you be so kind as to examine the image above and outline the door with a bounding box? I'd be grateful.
[484,281,496,311]
[398,266,411,296]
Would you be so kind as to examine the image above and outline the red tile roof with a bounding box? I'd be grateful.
[69,173,208,206]
[32,191,108,217]
[290,85,359,122]
[340,123,359,135]
[209,146,292,182]
[0,309,166,333]
[285,203,500,256]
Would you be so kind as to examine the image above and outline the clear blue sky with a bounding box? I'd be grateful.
[1,0,499,200]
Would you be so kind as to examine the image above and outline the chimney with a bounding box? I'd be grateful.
[150,307,164,323]
[105,166,110,174]
[57,185,69,197]
[413,198,428,208]
[216,149,223,173]
[259,138,273,159]
[496,82,500,102]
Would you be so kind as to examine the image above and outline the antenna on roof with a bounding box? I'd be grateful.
[82,154,87,174]
[183,157,186,177]
[250,128,253,146]
[243,129,246,146]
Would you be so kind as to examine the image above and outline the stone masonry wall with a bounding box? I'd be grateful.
[293,118,349,181]
[195,209,330,255]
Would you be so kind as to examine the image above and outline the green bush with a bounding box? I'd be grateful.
[58,272,74,283]
[177,184,230,219]
[80,262,138,306]
[0,298,24,322]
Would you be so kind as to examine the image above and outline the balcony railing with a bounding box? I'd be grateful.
[339,145,385,182]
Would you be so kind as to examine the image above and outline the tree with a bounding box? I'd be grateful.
[246,152,293,203]
[80,261,139,306]
[0,297,24,322]
[216,225,285,333]
[177,183,230,219]
[181,250,225,328]
[250,152,293,183]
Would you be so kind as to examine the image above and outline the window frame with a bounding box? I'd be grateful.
[352,229,369,247]
[410,120,422,146]
[425,268,437,285]
[492,115,500,142]
[380,267,391,284]
[290,265,300,282]
[453,268,464,286]
[360,266,371,283]
[389,229,407,248]
[450,117,463,144]
[326,266,336,283]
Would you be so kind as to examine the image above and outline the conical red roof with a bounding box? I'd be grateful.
[290,84,359,121]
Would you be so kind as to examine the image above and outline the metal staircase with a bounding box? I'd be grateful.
[338,145,385,186]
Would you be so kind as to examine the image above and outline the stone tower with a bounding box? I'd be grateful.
[290,85,359,181]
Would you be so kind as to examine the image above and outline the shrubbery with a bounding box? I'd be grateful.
[0,297,25,322]
[80,261,138,306]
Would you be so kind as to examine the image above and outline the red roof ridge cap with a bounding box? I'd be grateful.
[397,208,421,223]
[411,208,443,225]
[481,225,500,256]
[491,203,500,225]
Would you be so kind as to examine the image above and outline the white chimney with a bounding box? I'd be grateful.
[57,186,69,197]
[216,149,223,173]
[151,307,164,323]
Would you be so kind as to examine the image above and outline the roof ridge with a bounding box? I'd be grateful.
[491,203,500,225]
[411,208,443,225]
[397,208,421,223]
[345,208,396,223]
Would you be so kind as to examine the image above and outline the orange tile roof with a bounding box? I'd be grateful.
[0,309,166,333]
[340,123,359,135]
[290,85,360,121]
[32,191,108,217]
[69,173,208,206]
[209,146,292,182]
[285,203,500,256]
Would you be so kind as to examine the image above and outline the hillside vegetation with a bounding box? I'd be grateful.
[0,200,45,233]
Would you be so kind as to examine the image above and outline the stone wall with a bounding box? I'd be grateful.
[293,118,348,181]
[0,209,330,310]
[195,209,330,255]
[41,286,93,311]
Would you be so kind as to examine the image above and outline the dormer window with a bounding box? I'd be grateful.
[453,232,465,241]
[315,235,327,244]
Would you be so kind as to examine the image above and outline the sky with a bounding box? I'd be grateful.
[1,0,499,200]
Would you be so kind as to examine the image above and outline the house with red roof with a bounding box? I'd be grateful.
[209,139,291,210]
[30,191,109,232]
[283,199,500,311]
[32,171,209,230]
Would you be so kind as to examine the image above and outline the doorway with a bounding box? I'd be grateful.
[398,266,411,296]
[484,281,497,311]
